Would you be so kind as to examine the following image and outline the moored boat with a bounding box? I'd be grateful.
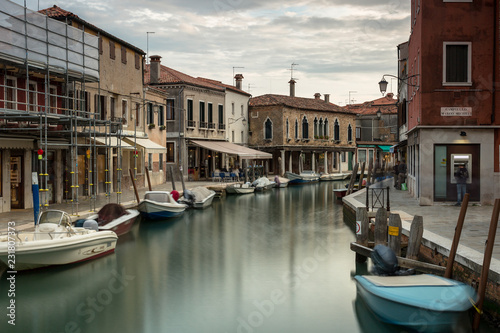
[82,203,139,236]
[354,274,477,331]
[179,187,216,209]
[226,183,255,195]
[138,191,187,220]
[285,170,320,184]
[0,210,117,270]
[252,177,276,191]
[273,176,290,188]
[320,172,351,181]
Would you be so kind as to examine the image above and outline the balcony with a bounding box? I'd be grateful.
[218,123,226,131]
[199,122,208,129]
[187,120,196,128]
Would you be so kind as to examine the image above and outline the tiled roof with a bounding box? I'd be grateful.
[39,6,145,55]
[197,77,251,96]
[144,64,225,92]
[250,94,351,114]
[344,93,398,115]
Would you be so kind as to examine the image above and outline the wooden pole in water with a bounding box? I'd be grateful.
[179,165,187,192]
[472,198,500,331]
[347,163,359,195]
[388,213,402,257]
[145,166,152,191]
[406,215,423,260]
[169,166,176,191]
[128,169,140,203]
[374,207,388,246]
[444,193,469,279]
[358,162,366,190]
[355,207,369,263]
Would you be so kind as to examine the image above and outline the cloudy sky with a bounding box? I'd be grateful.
[15,0,410,105]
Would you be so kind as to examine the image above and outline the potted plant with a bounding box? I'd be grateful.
[159,125,166,130]
[148,123,155,129]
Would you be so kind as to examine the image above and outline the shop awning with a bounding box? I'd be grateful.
[377,145,392,152]
[124,138,166,152]
[93,137,134,149]
[191,140,272,159]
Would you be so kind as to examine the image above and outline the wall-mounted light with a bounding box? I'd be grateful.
[376,108,381,119]
[460,131,467,136]
[378,74,420,95]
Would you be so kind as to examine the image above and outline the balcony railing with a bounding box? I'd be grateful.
[208,122,216,129]
[199,121,208,129]
[187,120,196,128]
[218,123,226,130]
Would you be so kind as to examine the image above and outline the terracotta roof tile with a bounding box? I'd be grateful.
[345,93,398,115]
[250,94,352,114]
[144,64,225,92]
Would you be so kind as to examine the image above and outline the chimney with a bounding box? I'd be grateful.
[386,92,394,99]
[324,94,330,103]
[314,93,321,100]
[149,55,162,84]
[289,79,296,97]
[234,74,244,90]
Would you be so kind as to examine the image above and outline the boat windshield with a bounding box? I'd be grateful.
[38,210,72,226]
[145,192,172,203]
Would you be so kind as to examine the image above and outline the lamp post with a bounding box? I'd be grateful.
[378,74,419,95]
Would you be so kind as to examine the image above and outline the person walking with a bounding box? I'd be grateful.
[397,159,407,190]
[393,161,400,188]
[454,164,469,206]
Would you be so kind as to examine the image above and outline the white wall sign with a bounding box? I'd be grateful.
[441,107,472,116]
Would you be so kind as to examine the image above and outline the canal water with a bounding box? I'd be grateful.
[0,182,493,333]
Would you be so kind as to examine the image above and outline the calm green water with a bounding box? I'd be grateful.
[0,182,492,332]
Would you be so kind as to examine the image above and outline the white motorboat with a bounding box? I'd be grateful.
[252,177,276,191]
[0,210,117,271]
[226,183,255,195]
[179,187,216,209]
[320,172,351,181]
[285,170,320,184]
[272,176,290,188]
[138,191,187,220]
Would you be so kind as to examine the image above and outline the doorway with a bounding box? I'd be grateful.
[10,154,24,209]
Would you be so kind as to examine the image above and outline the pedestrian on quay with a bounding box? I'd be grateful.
[397,159,407,190]
[454,163,469,206]
[393,161,400,188]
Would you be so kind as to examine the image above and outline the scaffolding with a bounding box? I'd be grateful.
[0,0,124,215]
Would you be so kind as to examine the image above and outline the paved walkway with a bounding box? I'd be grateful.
[345,178,500,282]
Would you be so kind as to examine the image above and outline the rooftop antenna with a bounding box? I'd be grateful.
[349,91,357,105]
[247,83,255,94]
[233,66,244,85]
[288,62,299,81]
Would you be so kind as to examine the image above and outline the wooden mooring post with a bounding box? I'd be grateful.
[346,163,359,195]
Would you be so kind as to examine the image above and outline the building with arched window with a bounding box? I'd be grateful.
[249,87,356,176]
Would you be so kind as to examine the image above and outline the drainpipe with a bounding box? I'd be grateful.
[492,0,498,124]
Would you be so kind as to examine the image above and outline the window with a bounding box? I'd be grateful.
[5,78,16,109]
[218,104,224,130]
[302,116,308,139]
[147,102,154,124]
[324,119,329,137]
[95,95,106,120]
[241,131,244,143]
[110,97,116,119]
[166,99,175,120]
[295,119,299,139]
[348,124,353,142]
[286,118,289,139]
[443,42,471,85]
[28,82,37,112]
[121,100,128,124]
[319,119,323,137]
[199,101,206,128]
[231,102,235,115]
[358,149,367,164]
[159,153,163,170]
[334,119,340,141]
[98,37,103,55]
[109,40,115,60]
[232,130,235,142]
[135,53,141,70]
[208,103,213,128]
[265,118,272,139]
[121,46,127,64]
[314,118,318,137]
[187,99,194,127]
[49,86,57,113]
[148,153,153,171]
[241,104,244,116]
[158,105,164,126]
[167,142,175,163]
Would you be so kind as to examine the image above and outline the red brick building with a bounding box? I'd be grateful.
[403,0,499,205]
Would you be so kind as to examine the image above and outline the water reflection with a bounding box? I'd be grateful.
[0,182,492,332]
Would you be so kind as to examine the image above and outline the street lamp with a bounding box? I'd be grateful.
[378,74,419,95]
[376,108,382,119]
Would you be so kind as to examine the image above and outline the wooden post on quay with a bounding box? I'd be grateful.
[346,163,359,195]
[128,169,140,203]
[444,193,469,279]
[145,167,152,191]
[179,166,187,193]
[374,207,388,246]
[366,160,373,186]
[472,198,500,331]
[355,207,369,262]
[388,213,402,256]
[169,166,176,191]
[406,216,423,260]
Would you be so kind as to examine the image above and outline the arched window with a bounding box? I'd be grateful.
[324,118,329,138]
[286,118,289,139]
[314,118,318,137]
[334,119,340,141]
[265,118,273,139]
[302,116,309,139]
[295,119,299,139]
[319,118,323,137]
[347,124,353,142]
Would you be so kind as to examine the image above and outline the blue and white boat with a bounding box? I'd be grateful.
[354,274,477,331]
[138,191,187,220]
[285,170,320,185]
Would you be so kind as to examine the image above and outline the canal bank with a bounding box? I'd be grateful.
[342,178,500,325]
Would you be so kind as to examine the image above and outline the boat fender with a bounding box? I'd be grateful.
[274,175,280,186]
[74,219,86,228]
[83,220,98,231]
[171,190,180,202]
[371,244,399,276]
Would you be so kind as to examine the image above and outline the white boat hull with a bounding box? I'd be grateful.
[138,199,186,219]
[226,184,255,194]
[192,192,216,209]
